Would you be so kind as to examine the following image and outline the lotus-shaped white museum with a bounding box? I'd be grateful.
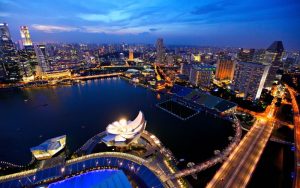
[102,111,146,147]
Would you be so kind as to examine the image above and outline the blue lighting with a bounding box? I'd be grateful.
[48,169,131,188]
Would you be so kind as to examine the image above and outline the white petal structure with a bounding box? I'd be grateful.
[102,111,146,147]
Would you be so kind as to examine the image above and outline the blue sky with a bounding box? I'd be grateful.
[1,0,300,50]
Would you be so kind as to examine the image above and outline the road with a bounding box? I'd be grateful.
[206,119,273,188]
[286,85,300,188]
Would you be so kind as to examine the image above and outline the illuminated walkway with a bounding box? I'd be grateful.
[206,120,273,188]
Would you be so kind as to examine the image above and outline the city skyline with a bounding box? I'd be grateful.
[1,0,300,50]
[1,1,300,187]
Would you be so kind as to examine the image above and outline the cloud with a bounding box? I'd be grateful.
[31,24,79,33]
[82,25,149,35]
[191,4,224,15]
[30,24,151,35]
[77,11,131,22]
[149,28,159,32]
[0,12,11,17]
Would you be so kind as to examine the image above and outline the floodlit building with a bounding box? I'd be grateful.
[232,62,270,100]
[30,135,66,160]
[191,53,201,62]
[102,111,146,147]
[41,69,71,79]
[215,57,236,81]
[20,26,33,48]
[128,50,134,61]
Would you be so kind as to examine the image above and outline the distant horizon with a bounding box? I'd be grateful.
[5,31,297,52]
[1,0,300,50]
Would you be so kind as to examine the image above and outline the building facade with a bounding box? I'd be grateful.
[128,50,134,61]
[215,57,235,81]
[0,23,21,81]
[156,38,165,64]
[34,44,50,74]
[20,26,33,48]
[189,64,214,88]
[232,61,270,100]
[263,41,284,88]
[180,62,192,76]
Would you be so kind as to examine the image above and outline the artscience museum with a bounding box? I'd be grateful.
[102,111,146,147]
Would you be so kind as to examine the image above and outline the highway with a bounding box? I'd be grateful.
[286,85,300,188]
[206,119,273,188]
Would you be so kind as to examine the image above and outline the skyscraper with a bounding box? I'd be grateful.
[0,23,11,40]
[156,38,165,64]
[18,49,34,81]
[263,41,284,88]
[215,57,236,81]
[232,62,270,100]
[34,44,50,74]
[0,23,21,81]
[20,26,33,48]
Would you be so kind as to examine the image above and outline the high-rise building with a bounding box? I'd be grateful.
[237,48,255,62]
[265,41,284,62]
[18,49,34,81]
[215,57,236,81]
[156,38,165,63]
[20,26,33,48]
[128,50,134,61]
[232,62,270,100]
[0,23,21,81]
[0,23,11,40]
[189,64,214,88]
[34,44,50,73]
[263,41,284,88]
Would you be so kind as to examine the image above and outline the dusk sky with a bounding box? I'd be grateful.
[1,0,300,50]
